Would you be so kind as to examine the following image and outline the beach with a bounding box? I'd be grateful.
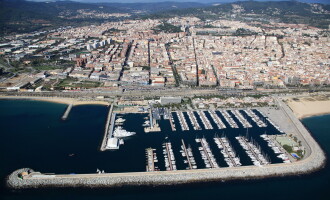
[0,95,110,106]
[285,94,330,119]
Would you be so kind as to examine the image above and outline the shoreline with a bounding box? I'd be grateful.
[284,95,330,119]
[0,95,110,106]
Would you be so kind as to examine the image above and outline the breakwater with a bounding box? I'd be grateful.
[100,104,114,151]
[7,99,327,189]
[61,104,73,120]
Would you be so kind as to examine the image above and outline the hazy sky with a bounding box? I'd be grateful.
[28,0,330,4]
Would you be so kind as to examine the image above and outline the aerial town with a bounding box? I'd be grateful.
[0,17,329,92]
[1,1,330,196]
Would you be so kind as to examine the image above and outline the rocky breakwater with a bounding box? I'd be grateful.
[7,149,326,189]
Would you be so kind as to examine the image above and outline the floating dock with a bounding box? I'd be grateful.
[61,104,73,120]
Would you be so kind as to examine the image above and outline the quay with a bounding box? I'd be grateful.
[144,107,161,132]
[100,104,114,151]
[61,104,73,120]
[181,139,193,170]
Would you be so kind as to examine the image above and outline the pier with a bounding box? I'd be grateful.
[146,148,158,172]
[187,111,201,130]
[196,138,219,169]
[61,104,73,120]
[214,137,241,167]
[168,111,176,131]
[176,111,189,131]
[236,136,270,166]
[260,134,292,163]
[196,111,213,130]
[163,142,176,171]
[208,110,226,129]
[100,104,114,151]
[181,140,193,170]
[220,110,239,128]
[231,110,252,128]
[244,109,267,127]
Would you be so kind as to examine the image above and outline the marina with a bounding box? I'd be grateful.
[180,139,197,169]
[145,148,159,172]
[168,111,176,131]
[176,111,189,131]
[186,111,202,130]
[214,136,241,167]
[1,100,327,191]
[243,109,267,128]
[260,134,291,163]
[236,136,271,166]
[219,110,239,128]
[195,138,219,169]
[208,110,226,129]
[231,110,252,128]
[163,141,177,171]
[196,110,213,130]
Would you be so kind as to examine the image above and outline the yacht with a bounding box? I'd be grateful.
[113,126,136,138]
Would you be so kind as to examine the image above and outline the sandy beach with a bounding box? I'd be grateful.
[285,95,330,119]
[0,95,110,106]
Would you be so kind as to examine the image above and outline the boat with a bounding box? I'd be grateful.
[115,118,126,123]
[143,120,150,126]
[113,126,136,138]
[119,139,124,145]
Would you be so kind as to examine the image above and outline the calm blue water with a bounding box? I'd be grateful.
[0,100,329,199]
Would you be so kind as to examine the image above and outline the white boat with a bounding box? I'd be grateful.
[115,118,126,123]
[113,126,136,138]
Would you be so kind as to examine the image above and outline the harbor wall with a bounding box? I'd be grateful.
[7,100,327,189]
[100,104,114,151]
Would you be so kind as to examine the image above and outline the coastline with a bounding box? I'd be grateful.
[0,95,110,106]
[285,96,330,119]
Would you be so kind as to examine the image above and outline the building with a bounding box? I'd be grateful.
[160,97,182,105]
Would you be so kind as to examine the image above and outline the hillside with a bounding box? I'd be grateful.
[0,0,204,35]
[0,0,329,35]
[146,1,330,29]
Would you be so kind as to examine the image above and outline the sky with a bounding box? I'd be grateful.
[28,0,330,4]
